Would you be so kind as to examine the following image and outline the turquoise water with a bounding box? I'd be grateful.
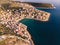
[20,5,60,45]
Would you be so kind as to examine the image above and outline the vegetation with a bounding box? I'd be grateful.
[0,40,6,45]
[0,0,13,4]
[0,0,12,10]
[0,24,15,35]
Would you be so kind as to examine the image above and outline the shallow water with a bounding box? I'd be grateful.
[20,4,60,45]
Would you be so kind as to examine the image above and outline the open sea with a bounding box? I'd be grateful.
[19,3,60,45]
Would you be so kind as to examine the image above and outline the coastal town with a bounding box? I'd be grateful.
[0,1,50,45]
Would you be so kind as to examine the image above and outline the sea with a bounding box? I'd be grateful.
[19,3,60,45]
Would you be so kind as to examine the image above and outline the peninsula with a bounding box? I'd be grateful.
[0,1,50,45]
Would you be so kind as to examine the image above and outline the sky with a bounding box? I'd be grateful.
[15,0,60,3]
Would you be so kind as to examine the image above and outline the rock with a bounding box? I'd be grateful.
[0,35,33,45]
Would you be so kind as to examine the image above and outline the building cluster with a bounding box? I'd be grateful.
[0,1,50,45]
